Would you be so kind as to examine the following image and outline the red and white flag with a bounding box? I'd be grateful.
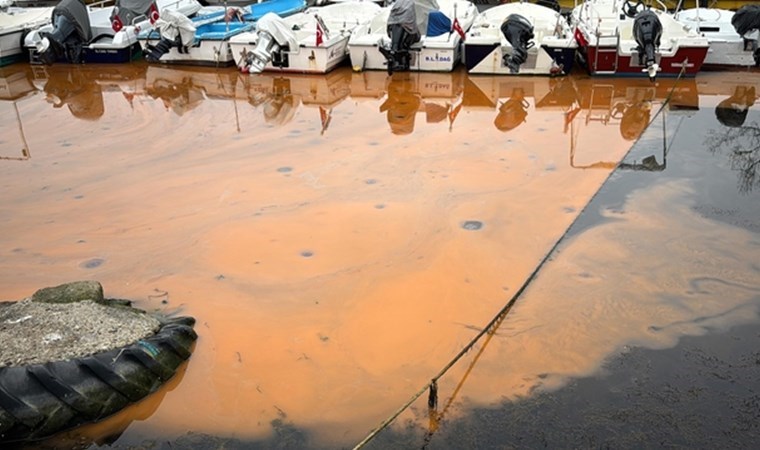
[111,15,123,32]
[316,20,324,47]
[573,27,588,47]
[149,3,160,24]
[452,17,465,41]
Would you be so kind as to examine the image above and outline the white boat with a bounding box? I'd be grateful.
[463,1,576,75]
[231,0,382,74]
[675,4,760,69]
[138,0,305,66]
[572,0,710,80]
[0,1,53,66]
[348,0,478,73]
[23,0,202,64]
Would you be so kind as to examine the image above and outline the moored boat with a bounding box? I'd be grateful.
[675,4,760,69]
[0,1,53,66]
[572,0,709,80]
[23,0,202,64]
[347,0,478,73]
[231,0,381,74]
[138,0,305,65]
[464,1,576,75]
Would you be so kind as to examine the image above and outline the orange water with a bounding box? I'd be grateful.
[1,63,756,447]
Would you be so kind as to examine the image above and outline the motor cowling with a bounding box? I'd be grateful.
[379,0,421,74]
[500,14,534,74]
[633,9,662,80]
[731,4,760,66]
[239,13,297,74]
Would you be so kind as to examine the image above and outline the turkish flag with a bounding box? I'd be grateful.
[452,17,465,41]
[111,15,123,32]
[149,3,160,24]
[573,27,588,47]
[316,20,324,46]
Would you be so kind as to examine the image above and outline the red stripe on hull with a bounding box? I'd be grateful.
[578,45,708,77]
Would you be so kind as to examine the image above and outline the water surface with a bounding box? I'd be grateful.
[1,63,757,448]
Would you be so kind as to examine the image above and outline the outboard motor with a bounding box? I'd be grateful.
[633,9,662,81]
[144,9,195,62]
[494,90,529,132]
[731,4,760,67]
[35,0,92,64]
[379,0,421,74]
[500,14,534,74]
[239,12,298,74]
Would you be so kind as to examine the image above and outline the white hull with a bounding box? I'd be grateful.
[463,2,576,75]
[231,34,351,73]
[23,0,202,63]
[347,0,478,72]
[0,6,52,64]
[231,1,381,74]
[140,36,240,65]
[675,7,757,68]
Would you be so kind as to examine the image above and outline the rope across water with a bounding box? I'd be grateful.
[353,65,689,450]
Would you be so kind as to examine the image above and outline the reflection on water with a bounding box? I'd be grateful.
[708,85,760,194]
[0,63,757,448]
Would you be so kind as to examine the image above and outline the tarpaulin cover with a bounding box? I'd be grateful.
[426,10,451,37]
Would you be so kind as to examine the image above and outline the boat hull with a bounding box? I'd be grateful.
[348,41,462,73]
[464,42,576,75]
[576,44,708,77]
[231,36,350,74]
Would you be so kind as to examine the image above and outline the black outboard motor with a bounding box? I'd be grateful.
[633,9,662,81]
[36,0,92,64]
[500,14,534,74]
[731,4,760,67]
[379,0,421,74]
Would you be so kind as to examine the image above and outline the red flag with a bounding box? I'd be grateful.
[111,15,123,32]
[316,20,324,46]
[149,3,160,24]
[573,27,588,47]
[452,17,465,41]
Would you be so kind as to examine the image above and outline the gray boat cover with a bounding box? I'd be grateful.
[112,0,156,28]
[388,0,439,37]
[52,0,92,42]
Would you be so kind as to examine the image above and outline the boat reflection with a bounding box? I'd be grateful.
[382,71,465,134]
[0,64,37,161]
[5,62,753,171]
[706,82,760,193]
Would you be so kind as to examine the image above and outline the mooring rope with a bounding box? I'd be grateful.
[353,65,688,450]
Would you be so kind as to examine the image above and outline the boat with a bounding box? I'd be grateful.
[463,1,576,75]
[675,3,760,69]
[231,0,381,74]
[571,0,710,80]
[23,0,202,64]
[138,0,306,66]
[0,1,53,66]
[347,0,479,73]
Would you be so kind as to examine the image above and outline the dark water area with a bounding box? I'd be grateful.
[1,62,758,448]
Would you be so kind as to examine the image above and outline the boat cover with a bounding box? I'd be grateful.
[426,10,450,37]
[154,9,195,46]
[257,12,297,51]
[112,0,155,28]
[731,4,760,37]
[51,0,92,42]
[388,0,439,38]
